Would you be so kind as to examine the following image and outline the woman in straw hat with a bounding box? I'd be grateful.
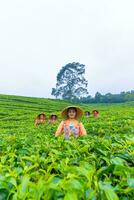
[34,113,46,126]
[55,106,87,139]
[92,110,100,118]
[85,111,91,117]
[48,114,58,124]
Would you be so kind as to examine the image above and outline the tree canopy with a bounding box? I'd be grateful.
[52,62,89,101]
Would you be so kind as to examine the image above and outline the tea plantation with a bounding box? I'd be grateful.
[0,94,134,200]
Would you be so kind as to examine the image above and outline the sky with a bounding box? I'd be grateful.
[0,0,134,98]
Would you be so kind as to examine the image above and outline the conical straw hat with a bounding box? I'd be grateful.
[61,106,84,119]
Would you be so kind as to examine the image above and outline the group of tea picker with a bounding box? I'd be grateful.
[35,113,58,126]
[85,110,100,118]
[35,106,100,139]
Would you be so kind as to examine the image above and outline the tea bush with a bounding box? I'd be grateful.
[0,95,134,200]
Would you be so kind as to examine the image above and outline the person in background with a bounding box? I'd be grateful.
[92,110,100,118]
[85,111,90,117]
[48,114,58,124]
[35,113,46,126]
[55,106,87,139]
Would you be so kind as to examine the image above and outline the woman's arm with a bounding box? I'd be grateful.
[55,121,64,137]
[79,122,87,136]
[34,119,38,127]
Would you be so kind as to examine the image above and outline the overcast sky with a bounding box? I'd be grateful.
[0,0,134,98]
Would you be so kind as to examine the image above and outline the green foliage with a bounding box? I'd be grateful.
[0,94,134,199]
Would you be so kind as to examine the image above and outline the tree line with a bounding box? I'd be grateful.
[76,90,134,104]
[52,62,134,103]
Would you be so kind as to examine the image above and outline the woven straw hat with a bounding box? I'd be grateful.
[61,106,84,119]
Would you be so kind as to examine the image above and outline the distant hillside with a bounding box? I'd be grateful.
[0,94,134,112]
[0,94,73,114]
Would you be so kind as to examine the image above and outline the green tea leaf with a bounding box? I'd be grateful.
[64,191,78,200]
[17,175,29,199]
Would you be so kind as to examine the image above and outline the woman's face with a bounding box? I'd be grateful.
[93,111,99,117]
[40,114,45,121]
[67,108,77,119]
[94,111,98,115]
[52,115,57,120]
[85,112,90,116]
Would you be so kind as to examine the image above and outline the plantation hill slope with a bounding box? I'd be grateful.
[0,94,134,199]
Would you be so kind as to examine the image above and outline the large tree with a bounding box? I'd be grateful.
[51,62,89,100]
